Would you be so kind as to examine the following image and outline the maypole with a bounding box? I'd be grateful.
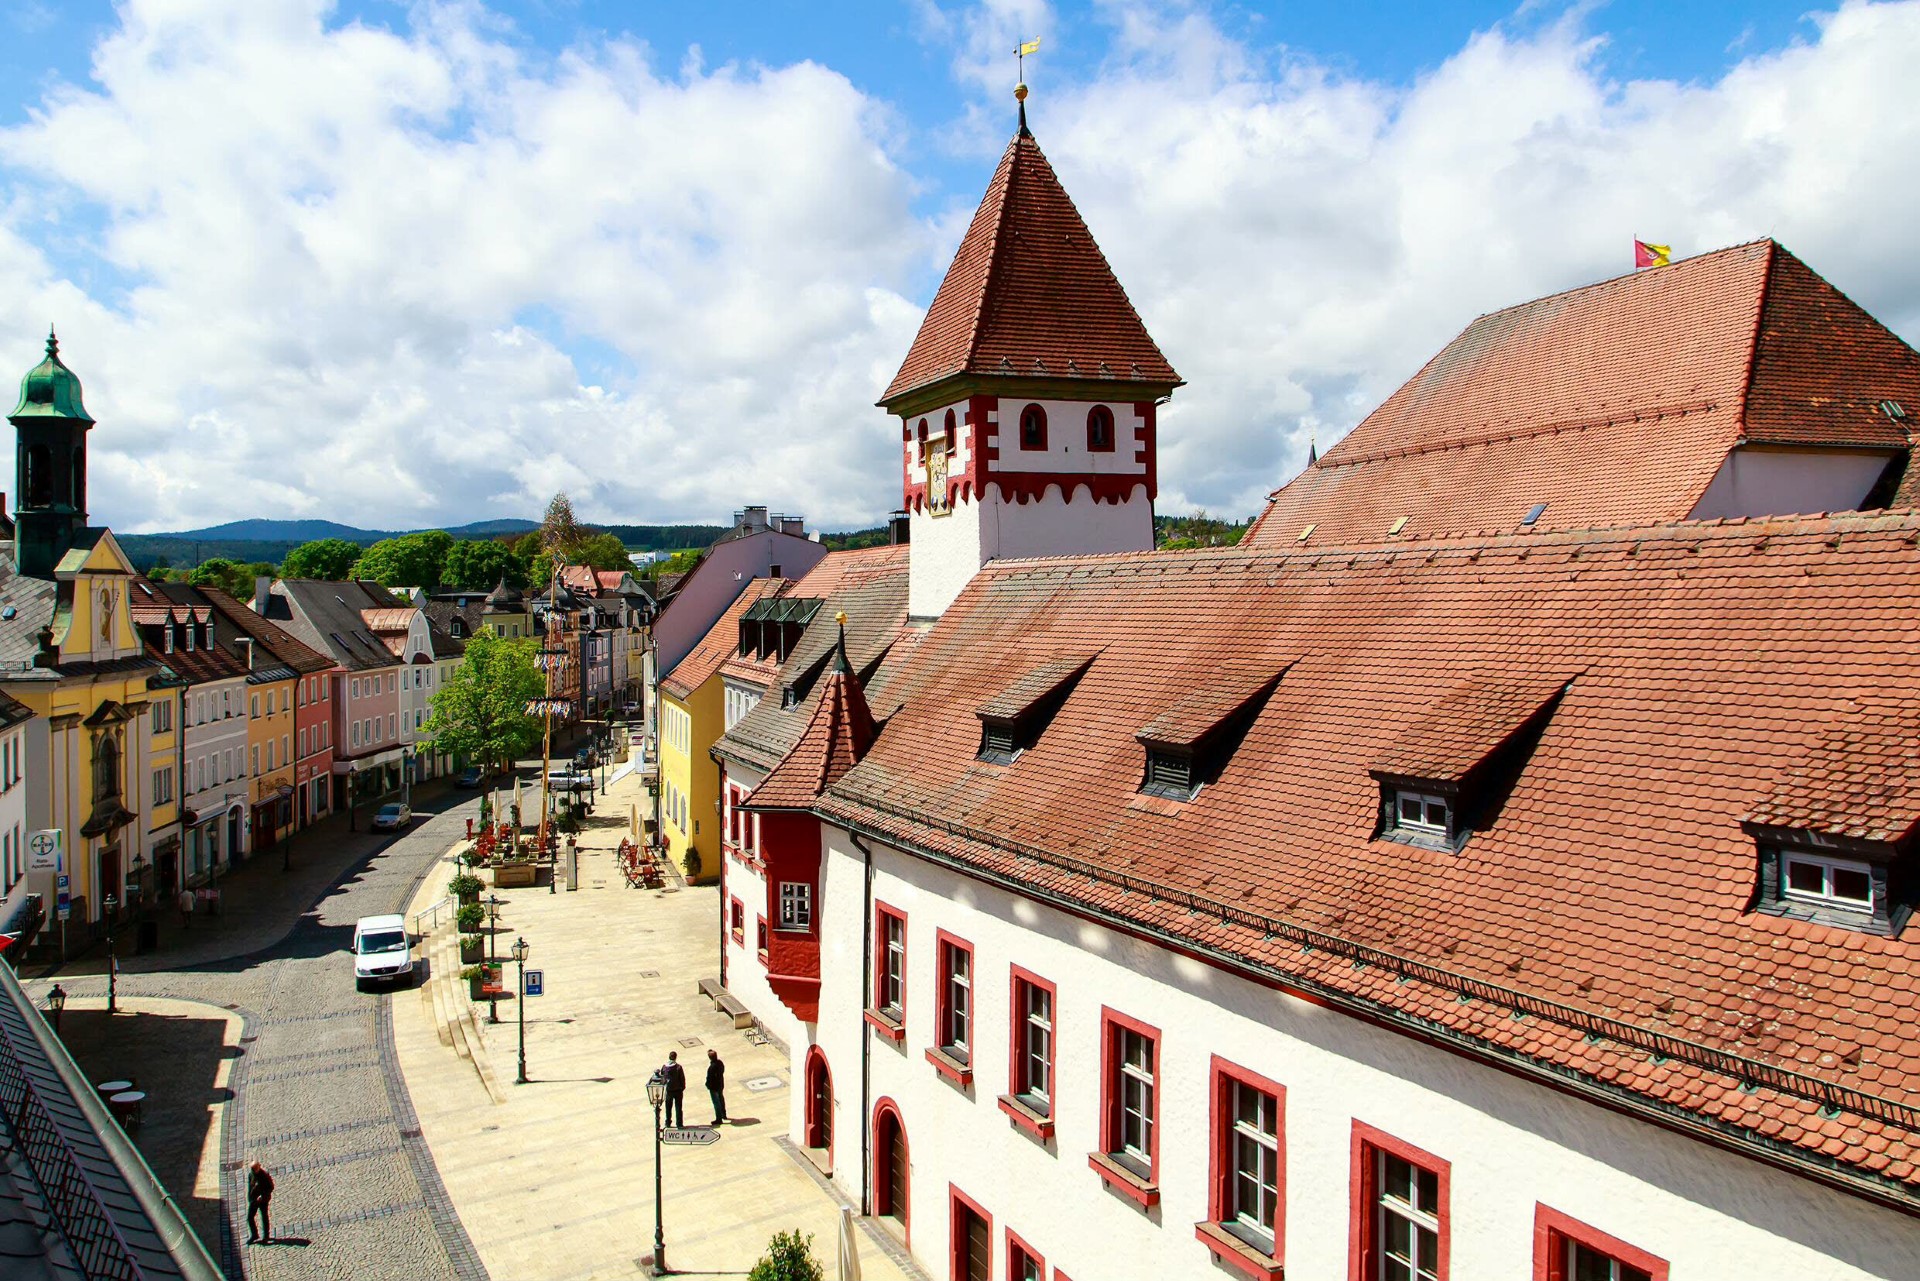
[533,557,565,862]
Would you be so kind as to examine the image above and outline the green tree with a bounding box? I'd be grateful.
[419,632,545,775]
[187,558,261,597]
[573,531,632,572]
[443,538,522,591]
[746,1231,824,1281]
[351,530,454,589]
[282,537,364,580]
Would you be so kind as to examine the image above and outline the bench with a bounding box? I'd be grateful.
[715,994,753,1029]
[697,977,723,1000]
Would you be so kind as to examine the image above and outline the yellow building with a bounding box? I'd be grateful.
[657,578,786,884]
[0,335,161,934]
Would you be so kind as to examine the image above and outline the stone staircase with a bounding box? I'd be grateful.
[418,921,509,1104]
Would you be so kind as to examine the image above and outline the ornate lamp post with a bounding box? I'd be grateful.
[46,983,66,1032]
[484,895,505,1023]
[646,1068,669,1274]
[510,936,530,1085]
[102,894,119,1014]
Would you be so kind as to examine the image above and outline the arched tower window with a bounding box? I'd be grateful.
[1087,405,1115,453]
[915,418,929,465]
[23,443,50,507]
[1019,404,1047,451]
[942,408,957,456]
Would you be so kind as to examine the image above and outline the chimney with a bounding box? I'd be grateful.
[253,576,273,614]
[888,511,911,545]
[739,505,770,532]
[236,636,254,670]
[774,514,806,536]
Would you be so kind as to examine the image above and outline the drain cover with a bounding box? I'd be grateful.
[743,1075,782,1093]
[639,969,660,978]
[678,1036,702,1048]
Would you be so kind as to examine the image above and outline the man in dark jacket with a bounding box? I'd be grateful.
[705,1048,727,1124]
[664,1051,686,1127]
[246,1161,274,1243]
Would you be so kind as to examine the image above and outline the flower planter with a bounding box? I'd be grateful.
[459,936,483,965]
[492,861,538,889]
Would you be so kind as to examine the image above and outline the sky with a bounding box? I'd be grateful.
[0,1,1915,534]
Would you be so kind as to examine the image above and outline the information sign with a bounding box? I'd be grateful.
[524,969,544,997]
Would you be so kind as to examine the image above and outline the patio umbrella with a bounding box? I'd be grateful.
[630,803,638,838]
[836,1205,862,1281]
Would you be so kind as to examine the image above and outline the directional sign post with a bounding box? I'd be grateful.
[660,1127,721,1146]
[523,969,544,997]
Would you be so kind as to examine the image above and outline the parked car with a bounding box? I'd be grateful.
[546,768,593,793]
[371,801,413,831]
[352,914,414,988]
[456,766,486,788]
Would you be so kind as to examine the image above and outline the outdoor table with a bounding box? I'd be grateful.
[108,1090,145,1128]
[96,1079,133,1097]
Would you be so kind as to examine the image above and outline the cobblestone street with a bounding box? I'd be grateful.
[24,781,492,1281]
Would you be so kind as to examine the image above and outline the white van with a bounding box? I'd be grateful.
[352,914,414,989]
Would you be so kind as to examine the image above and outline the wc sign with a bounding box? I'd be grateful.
[28,830,62,873]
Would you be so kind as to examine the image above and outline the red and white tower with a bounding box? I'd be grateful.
[880,94,1182,619]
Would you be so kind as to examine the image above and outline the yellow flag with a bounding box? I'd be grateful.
[1019,39,1042,56]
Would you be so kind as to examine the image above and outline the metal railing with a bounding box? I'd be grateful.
[410,894,454,937]
[831,786,1920,1139]
[0,1024,151,1279]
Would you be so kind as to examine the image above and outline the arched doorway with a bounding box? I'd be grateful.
[803,1048,833,1166]
[872,1099,909,1243]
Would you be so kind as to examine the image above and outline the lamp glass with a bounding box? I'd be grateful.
[511,937,530,963]
[646,1072,666,1107]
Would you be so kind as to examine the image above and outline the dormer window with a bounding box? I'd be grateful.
[1135,666,1286,803]
[1020,404,1047,450]
[1087,405,1115,452]
[976,654,1094,766]
[1141,748,1194,800]
[1781,852,1874,912]
[163,623,174,654]
[1393,789,1451,836]
[184,622,195,652]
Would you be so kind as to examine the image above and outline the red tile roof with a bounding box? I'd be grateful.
[661,577,789,702]
[746,629,877,811]
[817,511,1920,1200]
[1371,671,1574,783]
[716,546,905,689]
[1745,703,1920,846]
[1245,242,1918,550]
[880,128,1179,406]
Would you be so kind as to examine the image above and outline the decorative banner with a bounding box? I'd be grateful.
[524,698,573,717]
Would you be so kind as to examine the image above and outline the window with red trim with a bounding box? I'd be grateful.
[1351,1123,1448,1281]
[756,916,769,960]
[917,418,929,464]
[1020,404,1048,450]
[1093,1007,1160,1201]
[935,931,974,1065]
[875,903,907,1023]
[1087,405,1115,452]
[1007,1229,1044,1281]
[1204,1056,1284,1269]
[943,408,958,456]
[1009,968,1054,1114]
[950,1186,992,1281]
[1534,1207,1667,1281]
[729,897,745,944]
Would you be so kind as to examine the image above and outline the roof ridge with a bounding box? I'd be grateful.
[962,133,1023,380]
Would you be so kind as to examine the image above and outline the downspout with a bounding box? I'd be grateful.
[849,829,875,1217]
[717,763,728,991]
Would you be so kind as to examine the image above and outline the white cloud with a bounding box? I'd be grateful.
[1,0,1917,534]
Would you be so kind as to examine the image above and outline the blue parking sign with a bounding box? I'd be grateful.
[524,970,544,997]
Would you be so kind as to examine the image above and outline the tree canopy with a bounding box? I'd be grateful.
[419,632,545,772]
[351,530,454,589]
[282,537,363,580]
[443,538,523,592]
[746,1231,823,1281]
[516,492,633,586]
[187,558,272,598]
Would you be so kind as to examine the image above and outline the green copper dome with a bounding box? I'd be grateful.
[12,328,93,423]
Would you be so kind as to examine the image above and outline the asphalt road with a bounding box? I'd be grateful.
[45,787,491,1281]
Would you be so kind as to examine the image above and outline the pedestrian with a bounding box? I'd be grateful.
[177,887,194,931]
[246,1161,274,1244]
[664,1050,687,1128]
[705,1048,727,1125]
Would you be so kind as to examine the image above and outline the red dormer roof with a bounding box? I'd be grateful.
[747,626,877,811]
[880,127,1179,407]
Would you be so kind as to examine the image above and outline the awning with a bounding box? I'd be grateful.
[332,746,407,775]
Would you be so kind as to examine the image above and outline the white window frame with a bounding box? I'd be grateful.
[1117,1028,1154,1166]
[1394,788,1450,835]
[941,942,971,1058]
[880,913,905,1017]
[1375,1152,1441,1281]
[1227,1082,1279,1250]
[1781,852,1874,913]
[1019,983,1052,1110]
[777,881,812,930]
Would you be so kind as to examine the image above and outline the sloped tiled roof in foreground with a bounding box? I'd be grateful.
[819,511,1920,1203]
[880,124,1179,405]
[1246,241,1920,549]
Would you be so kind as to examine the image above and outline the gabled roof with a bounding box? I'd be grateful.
[1744,701,1920,846]
[661,576,789,702]
[0,688,33,730]
[746,627,877,811]
[197,587,332,676]
[261,579,406,671]
[880,126,1179,406]
[816,511,1920,1202]
[1245,241,1920,550]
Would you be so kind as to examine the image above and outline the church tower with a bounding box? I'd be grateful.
[11,329,95,579]
[882,89,1181,619]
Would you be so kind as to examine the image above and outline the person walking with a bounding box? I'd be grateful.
[177,887,194,931]
[246,1161,274,1244]
[705,1048,727,1125]
[663,1051,687,1128]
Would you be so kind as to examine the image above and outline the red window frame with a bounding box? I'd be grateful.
[1533,1206,1668,1281]
[1007,1227,1045,1281]
[756,915,769,962]
[1089,1006,1161,1206]
[1086,404,1116,452]
[1197,1056,1286,1280]
[729,896,745,944]
[866,900,907,1041]
[949,1185,993,1281]
[927,929,975,1085]
[1019,403,1048,450]
[1000,965,1057,1138]
[1349,1121,1450,1281]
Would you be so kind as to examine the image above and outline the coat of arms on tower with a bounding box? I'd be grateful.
[925,442,951,515]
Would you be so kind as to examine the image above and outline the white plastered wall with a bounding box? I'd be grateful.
[1688,446,1894,521]
[796,826,1920,1280]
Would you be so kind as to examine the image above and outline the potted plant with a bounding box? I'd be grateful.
[457,902,485,934]
[460,964,489,1001]
[459,934,484,964]
[748,1231,824,1281]
[448,872,483,905]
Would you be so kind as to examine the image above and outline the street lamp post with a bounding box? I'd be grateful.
[484,895,505,1024]
[103,894,119,1015]
[510,936,530,1085]
[46,984,66,1032]
[646,1068,668,1275]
